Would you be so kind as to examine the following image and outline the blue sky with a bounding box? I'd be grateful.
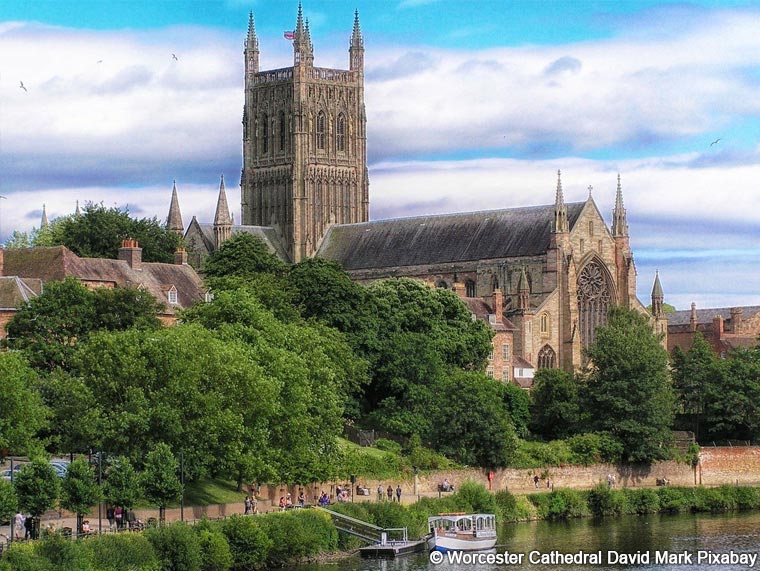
[1,0,759,309]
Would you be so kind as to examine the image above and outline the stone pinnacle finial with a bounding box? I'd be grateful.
[352,9,363,45]
[75,200,81,216]
[167,180,184,235]
[214,174,232,226]
[612,173,629,237]
[41,203,49,228]
[553,169,568,233]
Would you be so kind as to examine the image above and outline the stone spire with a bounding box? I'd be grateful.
[349,9,364,72]
[689,302,698,331]
[245,11,259,75]
[75,200,81,216]
[167,180,184,236]
[553,169,568,233]
[40,204,49,228]
[293,3,313,66]
[612,173,629,237]
[518,267,530,310]
[651,271,664,318]
[213,175,233,248]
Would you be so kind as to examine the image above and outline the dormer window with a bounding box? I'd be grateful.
[167,286,178,305]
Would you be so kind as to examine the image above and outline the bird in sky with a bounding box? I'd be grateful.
[710,138,721,146]
[172,53,178,61]
[97,59,103,64]
[19,81,27,92]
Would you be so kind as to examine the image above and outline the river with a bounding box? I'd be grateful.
[296,511,760,570]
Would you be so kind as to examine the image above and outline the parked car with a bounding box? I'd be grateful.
[49,461,69,478]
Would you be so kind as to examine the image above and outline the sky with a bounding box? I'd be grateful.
[1,0,759,310]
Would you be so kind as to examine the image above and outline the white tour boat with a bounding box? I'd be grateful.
[428,513,497,552]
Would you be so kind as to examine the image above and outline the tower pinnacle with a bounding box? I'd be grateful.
[349,9,364,71]
[167,180,184,236]
[612,173,629,237]
[41,204,49,228]
[213,175,232,249]
[245,11,259,75]
[651,271,664,318]
[553,169,568,233]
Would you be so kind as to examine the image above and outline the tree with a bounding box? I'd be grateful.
[0,479,18,526]
[429,372,518,468]
[671,332,720,440]
[203,233,286,278]
[703,347,760,441]
[14,459,60,539]
[141,443,183,523]
[583,306,674,463]
[0,353,48,456]
[60,457,101,536]
[6,278,161,371]
[103,456,141,527]
[38,202,182,262]
[529,368,582,440]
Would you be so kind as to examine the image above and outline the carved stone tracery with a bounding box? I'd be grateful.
[577,260,611,351]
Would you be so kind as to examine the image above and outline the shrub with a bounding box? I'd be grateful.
[530,489,587,520]
[508,440,573,468]
[0,541,51,571]
[364,500,407,529]
[453,480,496,514]
[338,446,404,480]
[624,489,660,514]
[494,489,533,521]
[85,532,159,571]
[587,484,625,517]
[36,531,91,571]
[220,514,272,569]
[566,433,623,465]
[198,530,233,571]
[255,510,337,567]
[145,522,202,571]
[734,486,760,510]
[374,438,403,455]
[658,487,688,513]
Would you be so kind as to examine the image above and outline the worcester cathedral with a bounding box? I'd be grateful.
[177,6,666,383]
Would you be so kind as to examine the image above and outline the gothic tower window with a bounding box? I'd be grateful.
[261,113,269,154]
[540,312,550,336]
[577,260,612,351]
[279,111,287,152]
[537,345,556,369]
[316,111,326,150]
[465,279,476,297]
[336,113,346,152]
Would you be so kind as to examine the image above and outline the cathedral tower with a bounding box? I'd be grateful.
[241,6,369,262]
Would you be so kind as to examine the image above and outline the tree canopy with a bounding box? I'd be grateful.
[0,353,48,457]
[203,233,286,278]
[529,368,582,440]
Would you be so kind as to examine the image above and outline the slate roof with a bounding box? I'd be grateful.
[318,202,585,270]
[193,223,290,262]
[3,246,205,315]
[668,306,760,326]
[464,297,518,332]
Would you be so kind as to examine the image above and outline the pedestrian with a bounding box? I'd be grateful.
[395,484,402,503]
[115,506,123,529]
[24,514,32,540]
[387,485,393,501]
[533,475,539,488]
[106,505,115,530]
[244,495,252,515]
[377,483,383,501]
[13,511,24,540]
[546,478,551,489]
[252,493,258,514]
[298,490,305,507]
[607,474,613,489]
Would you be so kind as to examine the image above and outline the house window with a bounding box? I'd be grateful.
[486,367,494,378]
[336,113,346,152]
[168,289,178,305]
[502,343,510,360]
[488,350,493,361]
[465,280,476,297]
[502,369,510,382]
[316,111,326,150]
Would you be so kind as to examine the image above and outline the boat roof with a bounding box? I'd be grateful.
[428,513,495,521]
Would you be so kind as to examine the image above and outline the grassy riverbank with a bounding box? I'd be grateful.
[5,482,760,570]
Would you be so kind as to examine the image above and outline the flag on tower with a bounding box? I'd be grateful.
[284,30,295,40]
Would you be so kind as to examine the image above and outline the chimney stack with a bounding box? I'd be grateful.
[118,239,142,271]
[712,315,724,337]
[730,307,742,332]
[174,248,188,265]
[689,302,697,332]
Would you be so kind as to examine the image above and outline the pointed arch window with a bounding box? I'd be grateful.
[465,279,476,297]
[279,111,287,152]
[316,111,326,150]
[336,113,346,152]
[537,345,556,369]
[540,312,550,336]
[577,260,612,351]
[436,280,448,289]
[261,113,269,154]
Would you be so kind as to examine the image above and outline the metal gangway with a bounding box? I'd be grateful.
[317,507,408,545]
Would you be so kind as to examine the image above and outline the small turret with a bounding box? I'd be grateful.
[167,180,184,236]
[612,174,629,237]
[651,271,664,318]
[518,268,530,311]
[349,9,364,72]
[213,175,233,248]
[245,11,260,75]
[553,170,568,233]
[293,3,313,67]
[75,200,81,216]
[40,204,49,229]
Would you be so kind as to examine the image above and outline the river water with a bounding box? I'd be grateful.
[297,511,760,570]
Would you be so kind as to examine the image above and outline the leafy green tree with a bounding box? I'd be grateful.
[583,306,674,463]
[0,353,48,456]
[203,233,286,278]
[529,368,582,440]
[0,479,18,525]
[60,457,101,535]
[14,459,60,538]
[4,229,33,249]
[6,278,161,371]
[502,382,531,438]
[429,372,518,468]
[38,202,182,262]
[141,443,183,523]
[703,347,760,441]
[103,456,141,526]
[671,332,720,440]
